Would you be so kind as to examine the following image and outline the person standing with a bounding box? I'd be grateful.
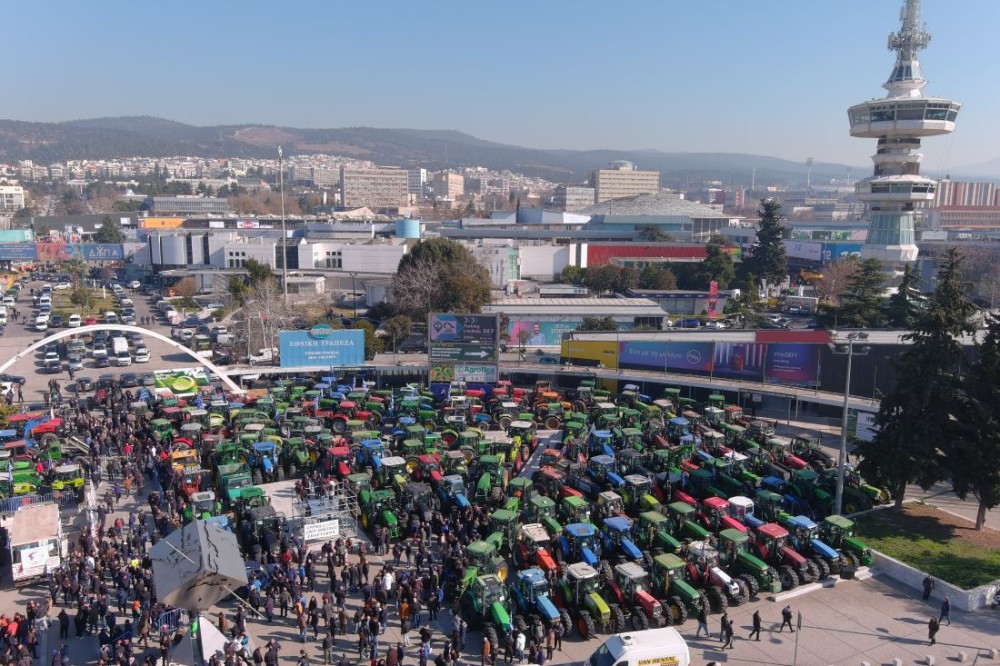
[779,605,794,633]
[481,635,491,666]
[722,615,734,650]
[748,610,762,641]
[923,575,935,601]
[928,616,940,645]
[940,597,951,626]
[718,612,729,642]
[694,604,710,638]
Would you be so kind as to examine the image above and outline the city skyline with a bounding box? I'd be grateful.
[5,1,998,170]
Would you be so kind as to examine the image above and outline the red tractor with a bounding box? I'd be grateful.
[749,522,813,590]
[328,401,376,434]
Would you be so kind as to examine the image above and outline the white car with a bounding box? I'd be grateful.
[67,314,82,328]
[67,354,84,371]
[53,282,71,290]
[35,317,48,332]
[44,351,60,363]
[128,280,141,289]
[134,347,150,363]
[36,312,50,323]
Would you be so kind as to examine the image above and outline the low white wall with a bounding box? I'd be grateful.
[871,550,999,612]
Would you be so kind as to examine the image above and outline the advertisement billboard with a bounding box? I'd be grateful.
[560,340,619,368]
[35,242,124,262]
[508,319,632,347]
[0,243,38,261]
[279,329,364,368]
[764,343,821,386]
[783,241,823,262]
[429,313,499,362]
[822,242,864,262]
[618,341,717,374]
[713,342,766,380]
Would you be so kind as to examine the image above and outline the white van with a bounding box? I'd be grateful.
[588,628,690,666]
[105,312,119,325]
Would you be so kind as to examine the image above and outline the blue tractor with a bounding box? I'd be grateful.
[599,515,646,572]
[560,522,602,569]
[588,430,616,457]
[436,474,471,512]
[781,514,841,579]
[509,567,573,637]
[587,454,625,491]
[245,441,283,484]
[355,439,386,474]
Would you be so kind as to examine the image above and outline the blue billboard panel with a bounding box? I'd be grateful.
[0,243,38,261]
[713,342,766,380]
[765,343,821,386]
[619,341,716,373]
[279,329,365,368]
[822,242,863,262]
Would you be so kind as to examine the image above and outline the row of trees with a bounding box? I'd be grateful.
[814,259,925,329]
[856,250,999,530]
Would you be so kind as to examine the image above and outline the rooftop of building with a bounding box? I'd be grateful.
[579,191,734,219]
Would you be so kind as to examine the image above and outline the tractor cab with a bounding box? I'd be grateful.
[189,490,221,521]
[508,420,536,449]
[443,449,469,477]
[637,510,681,554]
[727,495,761,528]
[667,501,711,540]
[525,494,561,536]
[51,463,85,491]
[345,472,372,498]
[588,430,615,458]
[560,522,601,567]
[701,429,728,456]
[379,456,408,490]
[719,422,746,448]
[702,406,725,428]
[539,449,563,470]
[600,515,641,560]
[724,405,747,425]
[594,491,626,524]
[535,466,567,499]
[560,495,591,525]
[700,496,746,533]
[507,476,534,501]
[619,427,644,452]
[819,515,873,566]
[782,514,840,562]
[587,455,623,488]
[513,523,558,573]
[438,474,470,510]
[513,567,557,611]
[667,417,690,443]
[325,446,353,478]
[753,489,787,522]
[466,540,508,580]
[610,562,664,627]
[620,474,652,514]
[414,453,442,483]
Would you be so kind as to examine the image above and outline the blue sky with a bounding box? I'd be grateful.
[6,1,998,169]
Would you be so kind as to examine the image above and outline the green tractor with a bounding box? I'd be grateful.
[358,487,400,539]
[636,510,682,554]
[474,454,508,505]
[524,494,562,537]
[216,463,254,509]
[555,562,613,638]
[665,501,711,541]
[649,553,705,626]
[485,508,519,555]
[716,528,781,599]
[184,490,223,522]
[50,463,85,492]
[280,437,314,478]
[818,514,873,568]
[560,495,591,526]
[460,574,513,650]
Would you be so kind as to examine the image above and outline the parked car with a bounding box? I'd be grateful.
[44,358,62,373]
[120,373,139,388]
[67,354,84,372]
[67,314,82,328]
[134,347,151,363]
[76,376,94,392]
[0,374,26,385]
[53,282,71,290]
[50,314,63,328]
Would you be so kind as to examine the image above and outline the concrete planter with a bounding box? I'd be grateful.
[871,549,999,611]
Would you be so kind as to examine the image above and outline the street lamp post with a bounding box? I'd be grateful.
[828,331,870,514]
[278,146,288,304]
[350,272,358,320]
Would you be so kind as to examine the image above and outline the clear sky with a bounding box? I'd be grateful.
[6,1,998,170]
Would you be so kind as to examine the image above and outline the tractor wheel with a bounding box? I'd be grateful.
[558,561,567,576]
[277,466,286,481]
[544,416,562,430]
[489,485,502,504]
[580,612,595,638]
[600,560,614,586]
[610,605,626,632]
[642,550,653,569]
[559,609,572,636]
[667,596,688,625]
[633,612,648,631]
[827,555,843,576]
[802,560,820,584]
[843,551,861,569]
[705,586,727,614]
[777,564,799,590]
[737,574,760,600]
[813,557,831,580]
[514,615,527,634]
[369,413,382,426]
[729,579,750,607]
[331,420,347,435]
[287,463,297,479]
[252,469,263,485]
[483,625,498,651]
[498,416,513,431]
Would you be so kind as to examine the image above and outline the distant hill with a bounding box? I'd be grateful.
[0,115,861,186]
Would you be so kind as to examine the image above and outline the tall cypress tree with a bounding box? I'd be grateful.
[745,199,787,289]
[856,249,976,508]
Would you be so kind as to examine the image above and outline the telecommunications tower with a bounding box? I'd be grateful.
[848,0,960,272]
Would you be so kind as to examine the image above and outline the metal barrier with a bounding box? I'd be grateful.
[0,493,53,515]
[157,608,184,634]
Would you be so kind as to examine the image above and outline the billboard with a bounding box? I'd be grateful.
[508,319,632,347]
[279,329,364,368]
[713,342,766,380]
[783,240,823,262]
[0,243,38,261]
[36,242,124,262]
[764,343,821,386]
[429,313,499,362]
[142,217,185,229]
[560,340,619,368]
[822,242,864,262]
[619,341,717,373]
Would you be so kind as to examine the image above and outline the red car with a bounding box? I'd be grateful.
[84,316,98,326]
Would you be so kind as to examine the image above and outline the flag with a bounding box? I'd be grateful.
[313,392,320,410]
[389,393,395,414]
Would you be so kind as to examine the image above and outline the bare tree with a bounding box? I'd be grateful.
[174,277,198,299]
[241,279,297,355]
[816,257,859,305]
[391,256,442,315]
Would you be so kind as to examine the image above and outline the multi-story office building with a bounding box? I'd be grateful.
[146,196,230,215]
[934,179,1000,208]
[433,171,465,199]
[339,166,409,209]
[591,162,660,202]
[0,185,25,211]
[408,168,427,197]
[552,185,596,212]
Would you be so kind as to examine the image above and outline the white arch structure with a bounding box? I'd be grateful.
[0,324,245,394]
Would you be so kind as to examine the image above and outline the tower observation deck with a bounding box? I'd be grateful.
[848,0,960,270]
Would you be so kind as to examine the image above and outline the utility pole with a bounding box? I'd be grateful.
[278,146,288,304]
